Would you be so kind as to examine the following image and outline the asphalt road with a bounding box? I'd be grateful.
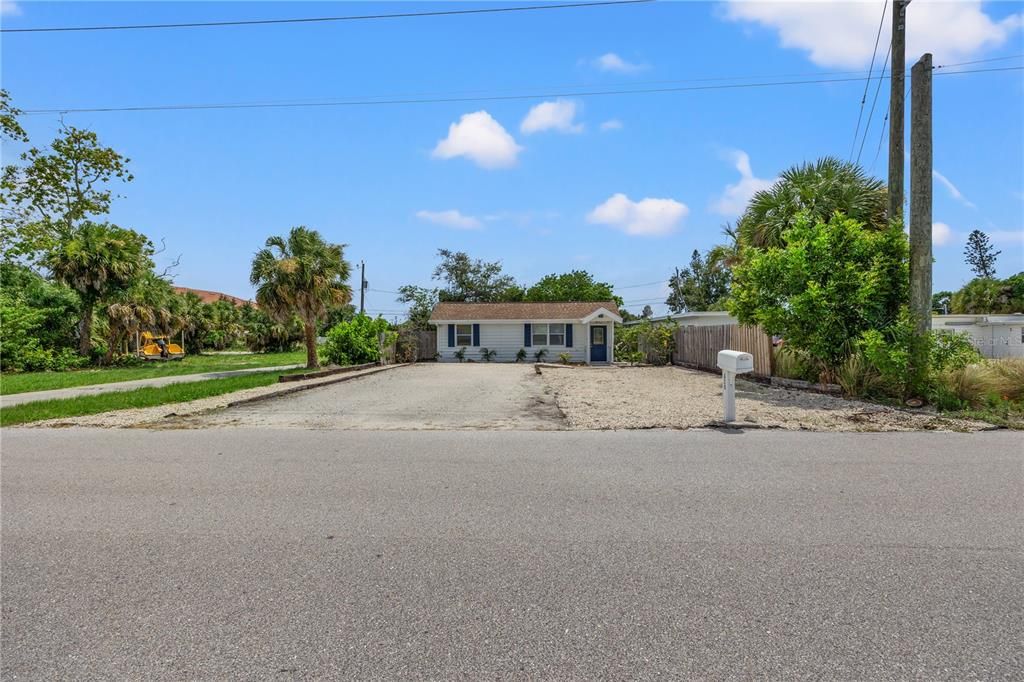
[2,428,1021,679]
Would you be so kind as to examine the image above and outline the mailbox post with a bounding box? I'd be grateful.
[717,350,754,423]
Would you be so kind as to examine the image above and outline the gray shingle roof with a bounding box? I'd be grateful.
[429,301,620,321]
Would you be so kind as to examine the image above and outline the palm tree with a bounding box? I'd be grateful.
[736,156,887,250]
[250,227,352,369]
[44,222,153,357]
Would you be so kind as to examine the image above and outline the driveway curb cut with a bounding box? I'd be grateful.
[222,363,410,409]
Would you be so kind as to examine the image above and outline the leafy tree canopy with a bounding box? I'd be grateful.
[432,248,523,302]
[2,123,132,261]
[666,249,730,313]
[396,284,439,330]
[524,270,620,305]
[950,273,1024,314]
[728,212,908,374]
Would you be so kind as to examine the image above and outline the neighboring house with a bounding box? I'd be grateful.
[624,311,738,327]
[933,314,1024,359]
[429,301,622,364]
[173,286,253,307]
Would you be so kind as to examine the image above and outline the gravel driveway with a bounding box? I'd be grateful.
[189,363,564,430]
[542,365,987,432]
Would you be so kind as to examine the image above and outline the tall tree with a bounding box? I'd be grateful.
[963,229,1000,279]
[736,157,887,250]
[641,305,654,319]
[396,285,439,330]
[2,123,132,261]
[432,249,522,302]
[524,270,621,305]
[43,222,153,356]
[250,227,352,369]
[666,250,730,313]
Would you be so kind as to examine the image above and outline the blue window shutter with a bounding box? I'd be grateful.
[565,324,573,348]
[472,324,480,346]
[447,324,455,347]
[524,323,532,347]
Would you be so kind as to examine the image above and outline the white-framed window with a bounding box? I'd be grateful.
[549,323,565,346]
[456,324,473,346]
[532,323,566,346]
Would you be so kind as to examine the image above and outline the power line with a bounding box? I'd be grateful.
[856,40,892,165]
[0,0,653,33]
[23,66,1020,116]
[850,0,889,161]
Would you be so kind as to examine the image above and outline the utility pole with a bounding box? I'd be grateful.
[909,53,932,332]
[359,260,366,315]
[888,0,909,223]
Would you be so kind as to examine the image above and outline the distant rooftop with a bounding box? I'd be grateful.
[173,287,252,307]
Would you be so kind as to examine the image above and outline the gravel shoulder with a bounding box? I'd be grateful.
[541,365,991,432]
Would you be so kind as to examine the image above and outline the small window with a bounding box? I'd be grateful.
[532,323,549,346]
[549,323,565,346]
[456,324,472,346]
[592,326,605,344]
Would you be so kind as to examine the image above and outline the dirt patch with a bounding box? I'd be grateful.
[541,365,991,432]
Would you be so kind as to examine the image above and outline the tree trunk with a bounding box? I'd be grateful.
[303,322,319,369]
[78,300,95,358]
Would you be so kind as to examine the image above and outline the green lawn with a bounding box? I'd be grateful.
[0,350,305,395]
[0,369,302,426]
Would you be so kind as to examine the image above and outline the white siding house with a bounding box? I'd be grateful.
[429,301,623,364]
[932,314,1024,359]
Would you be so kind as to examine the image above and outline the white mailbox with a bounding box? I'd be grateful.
[717,350,754,374]
[717,350,753,423]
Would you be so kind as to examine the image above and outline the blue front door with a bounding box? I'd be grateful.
[590,325,607,363]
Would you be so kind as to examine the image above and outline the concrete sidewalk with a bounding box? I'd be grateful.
[0,365,301,407]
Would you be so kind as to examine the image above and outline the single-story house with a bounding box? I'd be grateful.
[932,314,1024,359]
[623,311,738,327]
[429,301,623,364]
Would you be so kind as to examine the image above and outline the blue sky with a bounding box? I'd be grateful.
[3,0,1022,318]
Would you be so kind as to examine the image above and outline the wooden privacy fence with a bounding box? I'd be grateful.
[414,329,437,361]
[673,324,773,377]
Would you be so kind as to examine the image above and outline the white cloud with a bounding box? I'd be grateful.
[932,222,954,246]
[0,1,21,16]
[933,170,976,209]
[592,52,648,73]
[587,193,689,236]
[415,209,482,230]
[432,111,522,169]
[600,119,624,132]
[711,150,777,216]
[520,100,584,135]
[722,1,1022,68]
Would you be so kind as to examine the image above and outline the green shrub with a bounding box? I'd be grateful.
[515,348,527,362]
[773,345,820,382]
[454,347,466,362]
[479,347,497,362]
[558,352,572,364]
[394,333,418,363]
[615,320,675,365]
[533,348,548,362]
[930,330,982,371]
[729,212,908,380]
[836,351,882,398]
[859,308,931,400]
[321,314,396,366]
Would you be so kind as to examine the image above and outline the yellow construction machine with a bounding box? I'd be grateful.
[137,331,186,361]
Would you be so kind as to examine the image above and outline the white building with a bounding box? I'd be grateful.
[624,311,737,327]
[430,301,622,364]
[932,314,1024,359]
